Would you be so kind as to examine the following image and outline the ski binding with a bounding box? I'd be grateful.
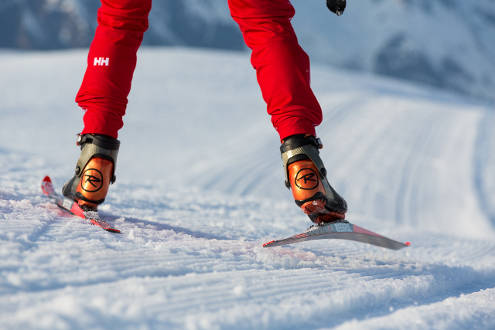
[41,176,120,233]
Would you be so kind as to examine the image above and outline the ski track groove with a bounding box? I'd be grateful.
[6,262,493,329]
[394,110,440,225]
[2,193,495,328]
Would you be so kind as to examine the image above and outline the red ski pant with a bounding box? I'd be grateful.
[78,0,322,141]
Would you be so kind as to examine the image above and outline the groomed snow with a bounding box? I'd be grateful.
[0,48,494,329]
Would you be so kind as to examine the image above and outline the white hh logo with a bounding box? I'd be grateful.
[93,57,110,67]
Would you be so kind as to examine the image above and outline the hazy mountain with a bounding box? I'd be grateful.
[291,0,495,101]
[2,0,494,100]
[0,0,243,50]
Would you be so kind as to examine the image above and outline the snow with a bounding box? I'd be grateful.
[1,47,495,329]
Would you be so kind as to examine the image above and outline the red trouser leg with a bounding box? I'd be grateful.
[76,0,152,139]
[228,0,322,141]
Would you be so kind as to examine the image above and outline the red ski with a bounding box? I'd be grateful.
[263,221,409,250]
[41,176,120,233]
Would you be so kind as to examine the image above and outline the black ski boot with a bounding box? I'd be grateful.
[62,134,120,210]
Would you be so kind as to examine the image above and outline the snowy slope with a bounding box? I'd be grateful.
[1,48,495,329]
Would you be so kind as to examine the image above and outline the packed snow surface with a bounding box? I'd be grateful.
[1,48,494,329]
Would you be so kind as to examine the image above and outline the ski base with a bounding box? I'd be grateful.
[41,176,121,233]
[263,221,409,250]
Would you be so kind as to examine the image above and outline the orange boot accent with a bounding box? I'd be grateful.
[76,157,113,209]
[288,159,325,202]
[288,159,345,223]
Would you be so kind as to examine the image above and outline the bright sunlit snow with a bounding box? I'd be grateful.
[0,48,494,329]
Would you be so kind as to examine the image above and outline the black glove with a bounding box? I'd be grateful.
[327,0,346,16]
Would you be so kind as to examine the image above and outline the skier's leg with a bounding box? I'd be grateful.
[228,0,322,141]
[76,0,152,139]
[64,0,151,209]
[228,0,347,222]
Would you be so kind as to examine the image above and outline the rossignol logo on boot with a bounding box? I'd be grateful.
[295,168,319,190]
[93,57,110,67]
[81,168,104,192]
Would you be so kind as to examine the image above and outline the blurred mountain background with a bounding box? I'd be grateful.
[1,0,494,101]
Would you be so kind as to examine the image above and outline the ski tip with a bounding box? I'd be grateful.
[262,240,275,248]
[405,241,411,247]
[106,228,121,234]
[41,176,54,196]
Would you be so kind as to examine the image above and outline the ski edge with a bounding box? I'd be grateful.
[263,222,410,250]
